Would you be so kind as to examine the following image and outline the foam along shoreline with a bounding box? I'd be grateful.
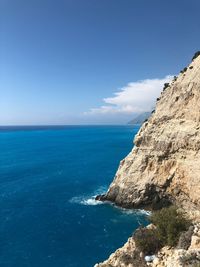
[69,195,104,206]
[70,192,151,217]
[95,193,152,215]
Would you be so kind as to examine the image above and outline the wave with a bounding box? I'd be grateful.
[120,208,151,216]
[81,198,103,206]
[69,196,104,206]
[69,185,107,206]
[69,186,151,216]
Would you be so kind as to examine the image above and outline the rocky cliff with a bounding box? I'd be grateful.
[98,53,200,218]
[95,53,200,267]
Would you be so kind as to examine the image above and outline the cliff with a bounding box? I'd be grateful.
[95,53,200,267]
[98,54,200,218]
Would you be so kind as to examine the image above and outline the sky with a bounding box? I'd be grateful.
[1,0,200,125]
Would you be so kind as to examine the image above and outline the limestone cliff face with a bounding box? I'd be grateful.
[100,55,200,215]
[95,54,200,267]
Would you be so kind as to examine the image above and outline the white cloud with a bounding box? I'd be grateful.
[85,75,173,115]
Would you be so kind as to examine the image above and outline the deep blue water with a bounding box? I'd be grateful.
[0,125,148,267]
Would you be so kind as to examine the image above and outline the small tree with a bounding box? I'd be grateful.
[192,51,200,61]
[163,83,169,91]
[149,206,190,247]
[133,206,191,255]
[133,227,161,255]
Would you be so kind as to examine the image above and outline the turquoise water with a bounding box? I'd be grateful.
[0,126,148,267]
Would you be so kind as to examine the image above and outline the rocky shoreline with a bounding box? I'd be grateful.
[95,223,200,267]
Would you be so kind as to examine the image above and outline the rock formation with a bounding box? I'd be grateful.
[95,53,200,267]
[98,54,200,218]
[95,223,200,267]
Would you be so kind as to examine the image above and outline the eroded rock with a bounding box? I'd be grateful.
[99,55,200,217]
[95,53,200,267]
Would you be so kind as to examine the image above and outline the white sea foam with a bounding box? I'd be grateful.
[69,186,151,216]
[120,208,151,216]
[69,196,104,206]
[81,198,103,206]
[69,186,107,206]
[139,209,151,216]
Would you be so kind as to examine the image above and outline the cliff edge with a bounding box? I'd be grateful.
[98,53,200,218]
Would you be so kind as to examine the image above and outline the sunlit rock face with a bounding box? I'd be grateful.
[95,53,200,267]
[99,54,200,217]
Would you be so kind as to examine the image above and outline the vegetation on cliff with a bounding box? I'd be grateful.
[133,206,190,255]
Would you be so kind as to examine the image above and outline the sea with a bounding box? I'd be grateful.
[0,125,149,267]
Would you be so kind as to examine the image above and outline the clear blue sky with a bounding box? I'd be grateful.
[1,0,200,125]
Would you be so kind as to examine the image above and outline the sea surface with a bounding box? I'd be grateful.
[0,125,148,267]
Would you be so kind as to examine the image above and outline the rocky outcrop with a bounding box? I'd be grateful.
[95,223,200,267]
[94,237,144,267]
[98,54,200,218]
[148,223,200,267]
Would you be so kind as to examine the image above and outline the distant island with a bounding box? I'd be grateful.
[128,112,151,124]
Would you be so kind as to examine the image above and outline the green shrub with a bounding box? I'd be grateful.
[149,206,190,247]
[163,83,169,91]
[192,51,200,61]
[180,67,187,73]
[133,206,191,254]
[133,227,161,254]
